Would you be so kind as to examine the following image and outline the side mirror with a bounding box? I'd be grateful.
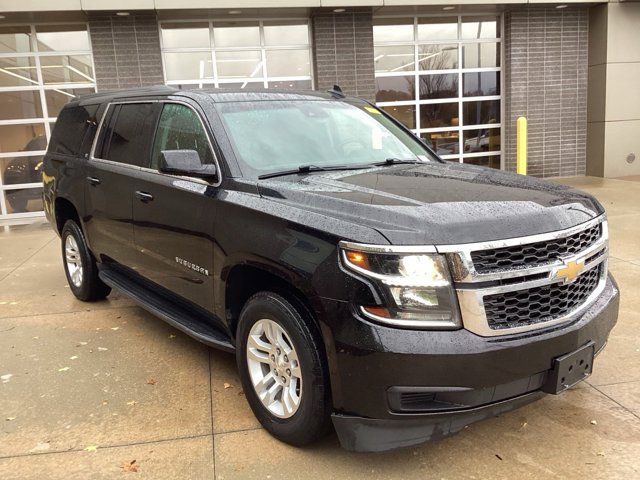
[159,150,217,180]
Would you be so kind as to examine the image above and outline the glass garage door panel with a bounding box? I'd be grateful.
[0,23,96,219]
[374,15,502,168]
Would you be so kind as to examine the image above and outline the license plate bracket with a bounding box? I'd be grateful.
[543,341,595,394]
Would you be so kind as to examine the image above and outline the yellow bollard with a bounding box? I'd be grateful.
[516,116,527,175]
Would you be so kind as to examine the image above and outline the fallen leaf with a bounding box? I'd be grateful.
[168,334,176,339]
[223,382,233,389]
[120,459,139,473]
[76,341,88,347]
[84,445,98,452]
[69,356,78,360]
[102,400,108,406]
[110,327,120,331]
[590,420,597,425]
[58,367,70,372]
[97,347,108,351]
[597,451,605,456]
[146,378,157,385]
[5,417,16,421]
[1,373,12,383]
[126,400,138,406]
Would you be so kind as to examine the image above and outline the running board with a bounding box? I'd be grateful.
[99,268,235,353]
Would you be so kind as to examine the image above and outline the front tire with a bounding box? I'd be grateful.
[236,292,331,446]
[61,220,111,301]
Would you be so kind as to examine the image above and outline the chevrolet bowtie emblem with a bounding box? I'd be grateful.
[555,259,585,283]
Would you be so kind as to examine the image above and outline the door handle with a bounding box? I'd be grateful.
[135,191,154,202]
[86,176,101,186]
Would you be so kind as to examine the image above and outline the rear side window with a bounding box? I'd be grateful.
[48,105,99,156]
[150,103,214,170]
[99,103,158,167]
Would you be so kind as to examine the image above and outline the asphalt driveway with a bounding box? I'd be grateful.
[0,176,639,479]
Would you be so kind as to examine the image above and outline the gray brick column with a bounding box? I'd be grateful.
[503,7,588,177]
[311,8,375,102]
[88,12,164,91]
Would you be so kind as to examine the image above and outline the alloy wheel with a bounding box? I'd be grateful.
[246,318,303,418]
[65,234,83,288]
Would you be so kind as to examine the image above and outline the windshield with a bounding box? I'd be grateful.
[215,100,437,179]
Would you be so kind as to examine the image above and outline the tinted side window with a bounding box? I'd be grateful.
[151,103,214,170]
[48,105,99,156]
[102,103,157,167]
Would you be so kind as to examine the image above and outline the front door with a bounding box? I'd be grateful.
[132,102,218,312]
[84,102,160,265]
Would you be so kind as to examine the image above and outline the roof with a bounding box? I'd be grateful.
[69,85,361,107]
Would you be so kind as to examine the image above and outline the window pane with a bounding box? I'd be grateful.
[217,81,264,90]
[463,128,501,153]
[1,155,43,185]
[44,87,94,117]
[35,25,90,52]
[375,76,414,102]
[104,103,157,166]
[264,21,309,46]
[0,123,46,153]
[462,43,499,68]
[0,91,42,120]
[151,103,213,170]
[265,49,310,77]
[420,103,459,129]
[373,18,414,43]
[463,154,500,169]
[268,80,312,90]
[216,50,262,79]
[161,22,210,49]
[374,45,414,73]
[417,44,458,71]
[49,105,99,155]
[381,105,415,129]
[0,26,32,53]
[40,55,94,84]
[421,131,459,155]
[0,57,37,87]
[164,52,213,81]
[5,187,44,214]
[419,74,458,100]
[213,22,260,47]
[461,16,499,40]
[462,100,500,126]
[418,18,458,41]
[463,72,500,97]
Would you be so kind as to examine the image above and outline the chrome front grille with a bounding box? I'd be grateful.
[471,223,602,274]
[483,265,602,330]
[439,216,609,337]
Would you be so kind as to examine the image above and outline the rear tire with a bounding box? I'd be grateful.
[236,292,332,446]
[61,220,111,301]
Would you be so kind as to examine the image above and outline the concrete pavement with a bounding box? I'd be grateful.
[0,177,639,479]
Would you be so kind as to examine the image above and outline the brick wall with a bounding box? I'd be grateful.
[311,9,375,102]
[504,7,589,177]
[88,12,164,91]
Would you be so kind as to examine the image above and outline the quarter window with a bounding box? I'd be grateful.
[159,20,312,90]
[374,15,502,169]
[151,104,214,170]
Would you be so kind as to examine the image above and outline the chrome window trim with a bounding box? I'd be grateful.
[89,99,222,187]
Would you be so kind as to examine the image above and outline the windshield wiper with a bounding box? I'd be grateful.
[373,158,422,167]
[258,164,369,180]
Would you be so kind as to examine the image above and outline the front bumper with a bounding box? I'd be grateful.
[319,274,619,452]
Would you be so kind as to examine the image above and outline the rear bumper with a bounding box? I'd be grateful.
[319,274,619,452]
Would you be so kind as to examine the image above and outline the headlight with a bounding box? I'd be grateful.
[340,243,461,329]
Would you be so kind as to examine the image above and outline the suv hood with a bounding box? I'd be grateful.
[256,162,604,245]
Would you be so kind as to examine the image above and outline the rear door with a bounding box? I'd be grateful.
[132,101,218,312]
[84,102,160,265]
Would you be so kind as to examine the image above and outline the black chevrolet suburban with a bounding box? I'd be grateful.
[42,86,619,452]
